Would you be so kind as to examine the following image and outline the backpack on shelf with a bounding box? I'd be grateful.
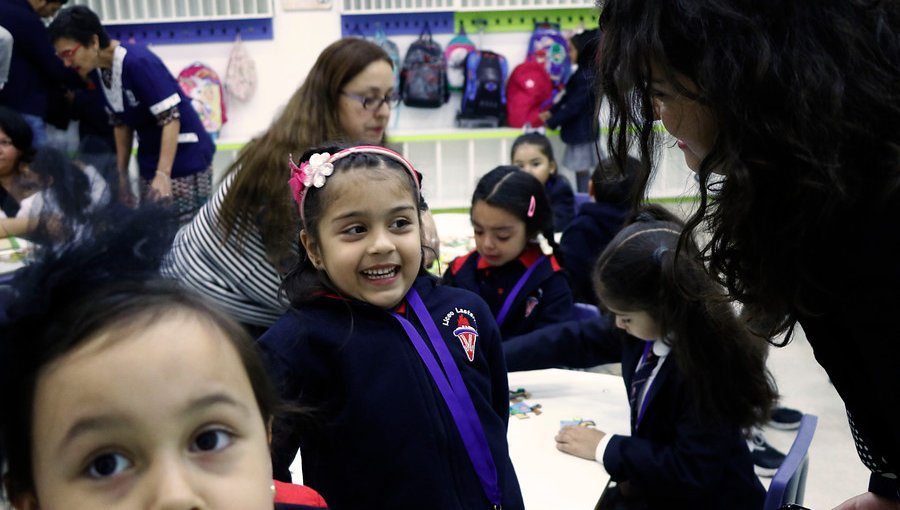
[177,62,227,137]
[400,25,448,108]
[526,22,571,96]
[444,22,476,92]
[372,24,401,91]
[457,50,509,128]
[506,61,553,128]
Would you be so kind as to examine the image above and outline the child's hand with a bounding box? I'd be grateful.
[555,425,606,460]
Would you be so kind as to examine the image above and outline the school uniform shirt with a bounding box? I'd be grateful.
[442,243,574,339]
[558,200,630,305]
[93,43,214,180]
[503,317,764,508]
[545,66,597,146]
[259,276,525,510]
[546,173,576,232]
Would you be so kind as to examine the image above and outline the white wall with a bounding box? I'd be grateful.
[140,5,698,206]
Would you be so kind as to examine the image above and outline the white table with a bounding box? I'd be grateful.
[507,369,631,510]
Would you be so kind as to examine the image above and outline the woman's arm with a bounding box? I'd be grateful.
[149,118,180,200]
[114,124,136,207]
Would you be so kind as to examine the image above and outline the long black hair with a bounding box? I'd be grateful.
[594,205,776,428]
[597,0,900,341]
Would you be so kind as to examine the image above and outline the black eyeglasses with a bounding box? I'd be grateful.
[342,91,400,111]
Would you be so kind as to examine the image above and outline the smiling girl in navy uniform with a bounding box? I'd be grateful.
[259,146,523,510]
[443,165,574,340]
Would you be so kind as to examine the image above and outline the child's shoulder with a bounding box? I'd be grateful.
[448,249,478,275]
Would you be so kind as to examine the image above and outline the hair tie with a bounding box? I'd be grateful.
[527,195,536,218]
[288,145,421,225]
[653,246,669,264]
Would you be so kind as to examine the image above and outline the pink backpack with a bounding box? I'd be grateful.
[506,61,553,128]
[177,62,227,135]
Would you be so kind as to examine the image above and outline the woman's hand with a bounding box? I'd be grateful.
[833,492,900,510]
[148,171,172,201]
[555,425,606,460]
[118,174,137,208]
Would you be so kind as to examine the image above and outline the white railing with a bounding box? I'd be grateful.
[70,0,273,23]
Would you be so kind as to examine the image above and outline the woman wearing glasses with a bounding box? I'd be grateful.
[47,6,214,225]
[162,37,411,337]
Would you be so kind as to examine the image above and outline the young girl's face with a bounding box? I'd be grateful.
[471,200,528,268]
[25,315,275,510]
[512,143,556,185]
[607,307,661,341]
[0,127,22,177]
[303,166,421,309]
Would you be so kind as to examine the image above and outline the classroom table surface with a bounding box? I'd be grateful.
[507,368,631,510]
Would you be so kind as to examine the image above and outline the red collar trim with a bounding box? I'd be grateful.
[476,243,545,270]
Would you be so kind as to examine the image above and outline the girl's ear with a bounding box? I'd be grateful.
[299,230,323,270]
[549,159,558,175]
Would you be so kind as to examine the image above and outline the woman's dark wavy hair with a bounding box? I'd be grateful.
[472,165,559,256]
[0,206,278,502]
[281,144,429,307]
[593,205,776,428]
[598,0,900,342]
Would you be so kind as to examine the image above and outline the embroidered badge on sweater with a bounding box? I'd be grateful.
[452,314,478,362]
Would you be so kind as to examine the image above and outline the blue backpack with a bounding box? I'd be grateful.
[526,22,571,94]
[372,24,401,91]
[401,25,448,108]
[458,50,508,126]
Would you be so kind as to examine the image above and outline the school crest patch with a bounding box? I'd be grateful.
[443,308,479,362]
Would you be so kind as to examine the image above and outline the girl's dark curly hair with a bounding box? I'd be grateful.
[597,0,900,341]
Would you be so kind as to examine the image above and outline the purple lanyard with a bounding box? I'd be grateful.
[494,255,546,327]
[635,341,655,429]
[391,288,502,508]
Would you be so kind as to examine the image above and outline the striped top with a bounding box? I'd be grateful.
[162,172,289,327]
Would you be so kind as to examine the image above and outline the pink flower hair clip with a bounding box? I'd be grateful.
[288,152,334,215]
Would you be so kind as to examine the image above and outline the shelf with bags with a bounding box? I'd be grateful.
[340,7,597,35]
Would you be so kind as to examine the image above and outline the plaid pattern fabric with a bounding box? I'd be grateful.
[140,167,212,225]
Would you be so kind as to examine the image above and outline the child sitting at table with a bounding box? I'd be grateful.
[511,132,576,232]
[0,207,328,510]
[13,146,110,246]
[549,205,776,509]
[443,165,574,340]
[260,145,523,510]
[558,156,637,305]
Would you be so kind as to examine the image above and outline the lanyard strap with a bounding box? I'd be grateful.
[635,341,654,429]
[494,255,546,327]
[392,288,502,508]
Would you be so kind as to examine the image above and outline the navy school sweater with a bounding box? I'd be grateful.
[259,276,524,510]
[558,200,630,305]
[546,173,576,232]
[442,243,574,339]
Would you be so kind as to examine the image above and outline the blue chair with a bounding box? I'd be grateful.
[572,302,600,320]
[763,414,818,510]
[574,192,592,214]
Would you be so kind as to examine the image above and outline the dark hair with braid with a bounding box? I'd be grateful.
[594,205,776,428]
[471,165,558,256]
[597,0,900,341]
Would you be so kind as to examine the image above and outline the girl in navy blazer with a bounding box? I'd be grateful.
[260,146,523,510]
[511,132,576,232]
[553,206,777,509]
[443,165,574,340]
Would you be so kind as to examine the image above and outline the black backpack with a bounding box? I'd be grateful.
[457,50,509,127]
[400,25,448,108]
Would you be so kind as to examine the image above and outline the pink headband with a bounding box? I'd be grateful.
[288,145,421,224]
